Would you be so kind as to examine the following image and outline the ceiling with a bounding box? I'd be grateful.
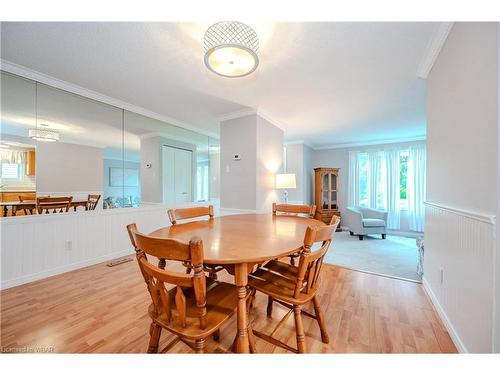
[0,22,437,148]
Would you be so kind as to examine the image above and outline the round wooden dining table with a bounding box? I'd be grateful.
[149,213,325,353]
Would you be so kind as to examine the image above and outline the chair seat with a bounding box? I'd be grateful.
[249,264,314,305]
[264,259,299,280]
[149,280,238,339]
[362,218,386,227]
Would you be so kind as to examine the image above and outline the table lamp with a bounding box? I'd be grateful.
[276,173,296,203]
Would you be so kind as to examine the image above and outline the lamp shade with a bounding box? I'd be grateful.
[276,173,296,189]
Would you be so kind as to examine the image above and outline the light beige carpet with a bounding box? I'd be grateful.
[324,231,421,282]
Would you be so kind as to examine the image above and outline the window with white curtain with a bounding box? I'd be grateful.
[348,145,426,231]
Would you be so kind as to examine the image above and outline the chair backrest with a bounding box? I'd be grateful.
[18,195,34,202]
[272,202,316,218]
[294,218,340,299]
[329,214,341,226]
[167,205,214,225]
[126,223,207,330]
[37,196,73,214]
[87,194,101,210]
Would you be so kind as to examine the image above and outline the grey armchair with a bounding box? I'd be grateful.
[344,206,388,240]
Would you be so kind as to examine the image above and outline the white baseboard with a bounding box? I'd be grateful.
[422,276,467,353]
[1,249,134,290]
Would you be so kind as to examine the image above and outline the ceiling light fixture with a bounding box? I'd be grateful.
[204,21,259,78]
[29,124,60,142]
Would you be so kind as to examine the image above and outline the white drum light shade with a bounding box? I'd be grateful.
[276,173,297,189]
[204,21,259,78]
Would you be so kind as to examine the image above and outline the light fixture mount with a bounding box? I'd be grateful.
[204,21,259,78]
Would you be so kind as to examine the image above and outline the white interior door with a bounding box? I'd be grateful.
[174,148,192,203]
[162,145,192,204]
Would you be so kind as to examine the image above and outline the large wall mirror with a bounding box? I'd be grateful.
[0,71,220,216]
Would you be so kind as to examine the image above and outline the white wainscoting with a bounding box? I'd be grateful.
[423,201,496,353]
[0,204,170,289]
[0,201,229,290]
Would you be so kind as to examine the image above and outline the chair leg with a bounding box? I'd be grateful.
[267,296,274,317]
[358,235,364,240]
[382,233,386,239]
[195,338,205,354]
[147,322,162,353]
[349,231,354,236]
[293,305,307,354]
[312,296,329,344]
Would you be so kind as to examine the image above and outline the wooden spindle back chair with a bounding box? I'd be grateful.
[18,195,35,215]
[249,217,340,353]
[272,202,316,218]
[273,202,317,265]
[36,196,72,214]
[167,205,214,225]
[86,194,101,210]
[167,205,222,279]
[126,223,238,354]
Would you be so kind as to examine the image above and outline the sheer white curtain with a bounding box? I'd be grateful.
[347,150,360,206]
[407,145,426,232]
[385,149,401,230]
[347,148,401,230]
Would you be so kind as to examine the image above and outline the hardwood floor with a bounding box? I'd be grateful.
[0,257,457,353]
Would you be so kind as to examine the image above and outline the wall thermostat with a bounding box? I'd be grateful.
[233,154,241,161]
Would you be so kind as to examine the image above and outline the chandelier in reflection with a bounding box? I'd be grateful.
[29,124,60,142]
[203,21,259,78]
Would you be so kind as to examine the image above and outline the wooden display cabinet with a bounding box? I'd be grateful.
[314,167,341,230]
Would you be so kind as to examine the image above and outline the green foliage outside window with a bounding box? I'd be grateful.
[400,152,408,200]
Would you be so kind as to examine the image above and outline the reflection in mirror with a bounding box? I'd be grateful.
[1,70,220,217]
[1,72,37,216]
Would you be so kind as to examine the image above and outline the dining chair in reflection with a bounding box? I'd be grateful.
[37,196,73,214]
[18,195,35,215]
[86,194,101,210]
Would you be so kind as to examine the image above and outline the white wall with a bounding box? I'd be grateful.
[284,142,313,205]
[140,136,162,203]
[303,144,313,204]
[285,143,305,203]
[220,114,283,212]
[220,115,257,210]
[256,116,283,212]
[36,141,103,194]
[312,140,425,233]
[425,22,498,353]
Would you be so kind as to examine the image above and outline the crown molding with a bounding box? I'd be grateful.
[217,108,257,122]
[217,107,286,132]
[0,59,219,139]
[313,135,426,151]
[284,139,315,150]
[416,22,454,79]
